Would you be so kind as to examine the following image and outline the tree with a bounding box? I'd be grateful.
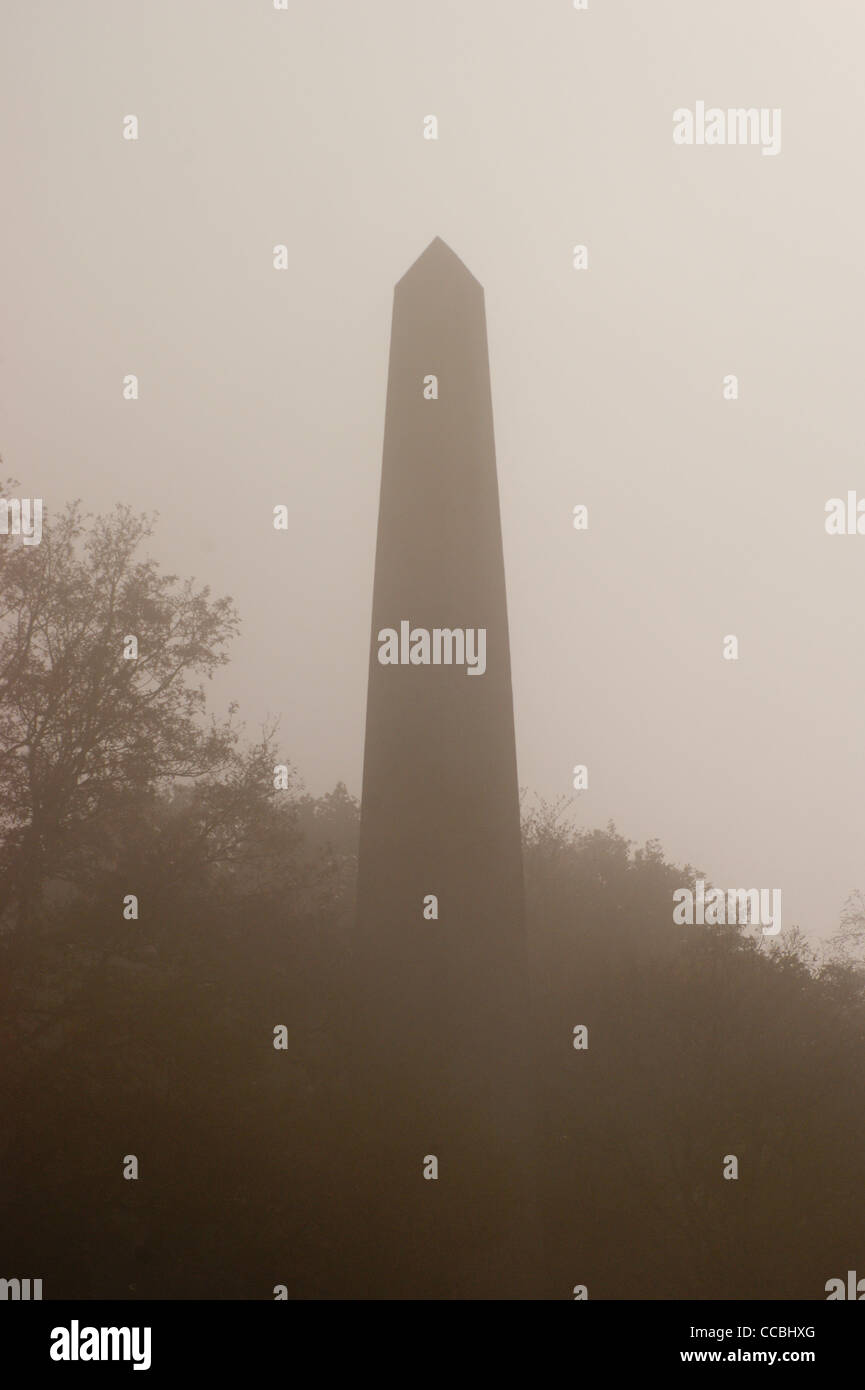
[827,890,865,964]
[0,492,239,930]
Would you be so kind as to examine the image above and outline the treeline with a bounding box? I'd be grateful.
[522,804,865,1299]
[3,789,864,1299]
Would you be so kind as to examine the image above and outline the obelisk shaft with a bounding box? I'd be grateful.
[354,239,536,1298]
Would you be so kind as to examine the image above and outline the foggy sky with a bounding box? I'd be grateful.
[1,0,863,942]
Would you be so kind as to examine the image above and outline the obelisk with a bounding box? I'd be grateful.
[354,238,536,1299]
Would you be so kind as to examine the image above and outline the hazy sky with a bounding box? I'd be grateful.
[2,1,863,941]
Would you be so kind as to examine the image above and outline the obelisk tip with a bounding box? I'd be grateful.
[396,238,482,289]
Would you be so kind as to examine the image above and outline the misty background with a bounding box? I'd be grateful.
[2,0,864,943]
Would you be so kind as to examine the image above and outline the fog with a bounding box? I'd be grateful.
[2,0,863,941]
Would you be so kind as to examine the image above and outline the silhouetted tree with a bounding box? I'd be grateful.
[0,495,239,930]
